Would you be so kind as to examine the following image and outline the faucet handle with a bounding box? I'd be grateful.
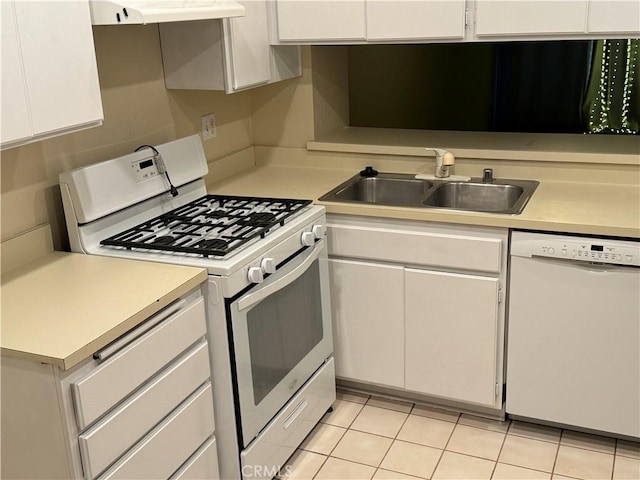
[425,148,455,166]
[482,168,494,183]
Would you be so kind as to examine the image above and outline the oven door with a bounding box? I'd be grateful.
[229,239,333,447]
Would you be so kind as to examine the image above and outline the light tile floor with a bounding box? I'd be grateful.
[280,389,640,480]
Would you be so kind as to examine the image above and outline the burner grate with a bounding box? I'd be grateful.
[100,195,312,257]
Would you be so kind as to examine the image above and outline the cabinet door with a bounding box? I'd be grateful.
[14,0,102,137]
[405,268,500,407]
[367,0,466,41]
[475,0,588,36]
[0,1,32,147]
[276,0,366,41]
[223,0,271,91]
[588,0,640,34]
[329,259,404,388]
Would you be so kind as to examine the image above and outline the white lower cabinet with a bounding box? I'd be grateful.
[329,259,404,388]
[405,269,500,407]
[327,215,507,410]
[0,288,219,480]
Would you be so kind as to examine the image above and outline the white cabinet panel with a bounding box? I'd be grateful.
[224,0,272,90]
[588,0,640,34]
[405,268,500,407]
[99,384,215,480]
[475,0,588,36]
[276,0,366,41]
[0,1,32,146]
[13,0,102,136]
[160,0,300,93]
[72,297,206,430]
[79,342,211,478]
[171,437,219,480]
[329,259,404,388]
[367,0,466,40]
[1,0,102,150]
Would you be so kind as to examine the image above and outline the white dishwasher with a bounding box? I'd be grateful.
[506,231,640,438]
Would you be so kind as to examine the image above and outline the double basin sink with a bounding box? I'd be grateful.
[319,172,539,215]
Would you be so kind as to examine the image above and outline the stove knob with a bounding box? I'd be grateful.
[261,257,276,274]
[247,266,264,284]
[301,231,315,247]
[312,224,326,239]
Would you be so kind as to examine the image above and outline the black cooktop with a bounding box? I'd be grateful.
[100,195,312,258]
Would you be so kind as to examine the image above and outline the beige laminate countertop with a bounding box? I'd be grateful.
[1,252,207,370]
[208,164,640,238]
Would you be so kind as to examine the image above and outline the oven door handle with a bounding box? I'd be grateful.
[237,239,325,312]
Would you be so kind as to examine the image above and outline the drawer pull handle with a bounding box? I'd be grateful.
[284,398,308,429]
[94,299,186,362]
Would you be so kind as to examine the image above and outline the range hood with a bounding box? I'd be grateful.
[89,0,245,25]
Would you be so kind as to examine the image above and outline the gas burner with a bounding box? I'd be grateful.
[153,235,177,245]
[100,194,311,257]
[238,212,276,227]
[194,238,228,252]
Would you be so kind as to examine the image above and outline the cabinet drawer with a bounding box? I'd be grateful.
[79,341,211,478]
[73,295,206,430]
[328,224,503,273]
[98,383,215,480]
[171,437,219,480]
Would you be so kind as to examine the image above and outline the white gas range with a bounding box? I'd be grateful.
[60,135,336,479]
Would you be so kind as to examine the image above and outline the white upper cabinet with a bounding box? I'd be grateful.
[367,0,466,41]
[160,0,301,93]
[273,0,465,42]
[1,2,32,146]
[475,0,589,37]
[475,0,640,38]
[588,0,640,34]
[275,0,366,41]
[1,0,103,150]
[223,1,272,90]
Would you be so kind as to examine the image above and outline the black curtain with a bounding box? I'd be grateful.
[492,41,595,133]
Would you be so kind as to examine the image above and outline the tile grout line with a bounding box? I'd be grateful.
[321,393,629,480]
[489,425,510,479]
[427,408,463,479]
[372,399,414,479]
[312,395,368,480]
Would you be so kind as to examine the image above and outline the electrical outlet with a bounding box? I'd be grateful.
[201,113,216,141]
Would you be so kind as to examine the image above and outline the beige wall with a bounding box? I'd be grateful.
[0,24,258,249]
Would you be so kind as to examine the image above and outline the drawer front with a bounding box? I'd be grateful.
[73,296,206,430]
[171,437,219,480]
[328,224,503,273]
[98,383,215,480]
[79,341,211,478]
[241,358,336,480]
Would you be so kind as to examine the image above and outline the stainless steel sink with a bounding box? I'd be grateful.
[324,173,433,206]
[319,172,539,215]
[422,181,535,214]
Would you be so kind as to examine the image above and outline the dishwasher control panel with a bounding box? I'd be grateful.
[530,238,640,266]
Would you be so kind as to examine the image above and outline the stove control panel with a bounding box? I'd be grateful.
[532,238,640,266]
[131,157,159,182]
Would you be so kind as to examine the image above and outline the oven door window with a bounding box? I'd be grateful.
[246,261,323,405]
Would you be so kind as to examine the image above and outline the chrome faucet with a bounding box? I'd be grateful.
[425,148,455,178]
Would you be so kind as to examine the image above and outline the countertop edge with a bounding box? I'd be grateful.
[59,271,207,371]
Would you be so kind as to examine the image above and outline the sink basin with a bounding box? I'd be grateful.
[322,173,433,206]
[319,171,539,215]
[422,182,532,214]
